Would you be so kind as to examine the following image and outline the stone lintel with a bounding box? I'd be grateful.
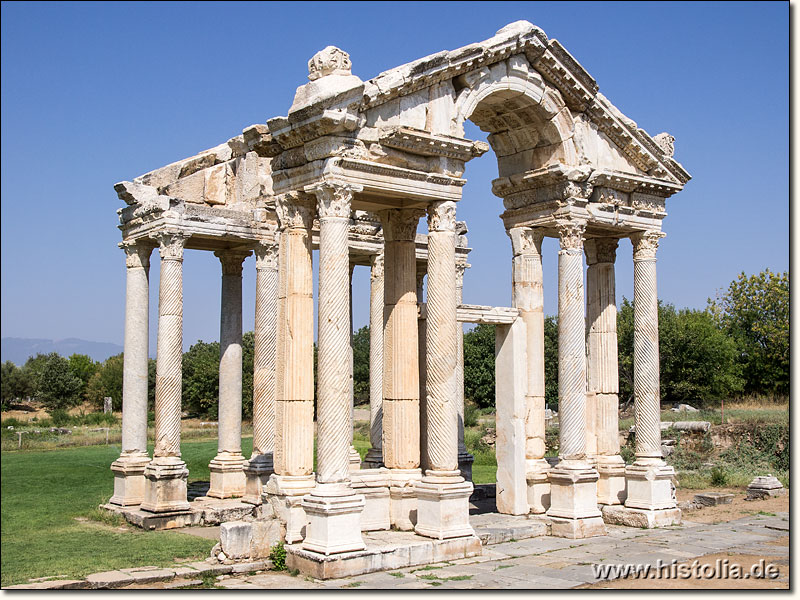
[456,304,519,324]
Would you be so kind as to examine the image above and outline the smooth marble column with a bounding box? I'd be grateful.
[454,262,474,481]
[141,230,190,514]
[208,250,251,498]
[243,239,279,505]
[363,252,385,468]
[110,239,154,506]
[415,201,474,540]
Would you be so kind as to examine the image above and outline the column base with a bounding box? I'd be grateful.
[141,457,190,514]
[388,468,422,530]
[350,468,390,531]
[362,448,384,469]
[550,515,607,539]
[109,452,151,506]
[597,456,627,505]
[457,451,475,482]
[301,484,366,555]
[625,461,677,510]
[265,474,316,543]
[242,453,274,505]
[208,451,247,499]
[546,462,603,524]
[602,505,682,529]
[348,445,362,473]
[526,458,551,514]
[414,471,474,540]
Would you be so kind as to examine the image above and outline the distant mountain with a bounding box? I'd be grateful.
[1,337,124,365]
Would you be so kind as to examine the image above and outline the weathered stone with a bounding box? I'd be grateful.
[220,521,253,559]
[86,570,135,589]
[746,475,785,500]
[693,492,734,507]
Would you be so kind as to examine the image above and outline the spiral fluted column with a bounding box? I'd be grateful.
[364,251,385,468]
[110,239,154,506]
[455,262,474,481]
[243,238,279,504]
[141,230,190,513]
[208,249,251,498]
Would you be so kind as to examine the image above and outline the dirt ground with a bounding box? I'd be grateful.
[677,488,789,524]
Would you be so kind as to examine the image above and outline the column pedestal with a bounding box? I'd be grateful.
[596,456,627,506]
[547,463,605,539]
[110,452,151,506]
[625,462,677,511]
[525,458,551,514]
[350,468,391,531]
[208,452,247,499]
[243,453,274,505]
[348,446,362,472]
[414,471,474,540]
[141,457,190,513]
[266,474,316,543]
[302,484,366,555]
[389,468,422,530]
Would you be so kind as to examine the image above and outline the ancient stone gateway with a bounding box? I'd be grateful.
[110,21,690,574]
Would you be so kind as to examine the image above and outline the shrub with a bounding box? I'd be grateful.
[49,408,72,426]
[710,465,730,487]
[269,542,287,571]
[463,400,479,428]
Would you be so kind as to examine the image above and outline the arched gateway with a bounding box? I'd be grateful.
[110,21,690,572]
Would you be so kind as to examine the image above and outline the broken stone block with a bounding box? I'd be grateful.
[220,521,253,560]
[693,492,734,507]
[746,475,785,500]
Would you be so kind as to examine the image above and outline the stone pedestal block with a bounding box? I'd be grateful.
[348,445,362,472]
[596,459,627,505]
[625,462,676,511]
[242,453,274,505]
[746,475,785,500]
[388,468,421,530]
[301,485,366,555]
[458,451,474,482]
[414,472,474,540]
[525,460,551,514]
[109,453,151,506]
[550,515,607,539]
[141,458,190,513]
[602,505,681,528]
[208,452,246,499]
[266,474,316,543]
[363,448,383,469]
[546,464,606,538]
[350,468,390,531]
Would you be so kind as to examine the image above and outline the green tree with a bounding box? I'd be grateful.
[68,353,98,399]
[463,323,496,409]
[242,331,254,419]
[182,340,220,418]
[618,299,744,407]
[1,361,34,410]
[85,353,125,410]
[543,316,559,410]
[352,325,370,405]
[708,269,789,396]
[33,353,83,411]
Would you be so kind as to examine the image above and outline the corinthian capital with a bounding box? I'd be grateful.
[370,251,384,280]
[427,201,457,233]
[584,238,619,265]
[379,208,424,242]
[119,239,154,269]
[507,226,544,258]
[275,192,315,230]
[215,249,251,276]
[631,230,665,261]
[150,229,189,261]
[306,181,362,219]
[254,240,279,270]
[557,221,586,251]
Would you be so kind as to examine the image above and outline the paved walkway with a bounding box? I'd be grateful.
[212,512,789,589]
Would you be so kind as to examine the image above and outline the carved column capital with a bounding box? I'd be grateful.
[631,230,665,261]
[584,238,619,266]
[275,192,315,230]
[370,252,384,280]
[556,221,586,252]
[427,201,457,233]
[507,226,544,257]
[215,249,251,276]
[119,239,154,269]
[150,230,189,261]
[254,240,279,270]
[379,208,424,242]
[305,181,362,219]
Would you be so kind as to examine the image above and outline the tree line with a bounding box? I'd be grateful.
[1,270,788,415]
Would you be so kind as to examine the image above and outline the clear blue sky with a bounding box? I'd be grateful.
[1,1,789,357]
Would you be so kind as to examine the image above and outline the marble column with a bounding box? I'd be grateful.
[546,221,605,538]
[507,226,550,514]
[141,230,191,514]
[302,181,365,555]
[363,252,385,468]
[379,208,424,530]
[625,230,678,517]
[207,250,250,498]
[110,239,154,506]
[417,269,429,473]
[585,238,626,505]
[455,262,474,481]
[415,201,474,540]
[265,193,316,543]
[243,239,279,505]
[348,262,362,472]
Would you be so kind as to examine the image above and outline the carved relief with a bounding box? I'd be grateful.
[306,181,362,219]
[653,132,675,158]
[427,201,457,233]
[631,230,665,261]
[150,230,189,261]
[307,46,352,81]
[370,252,384,280]
[557,221,586,251]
